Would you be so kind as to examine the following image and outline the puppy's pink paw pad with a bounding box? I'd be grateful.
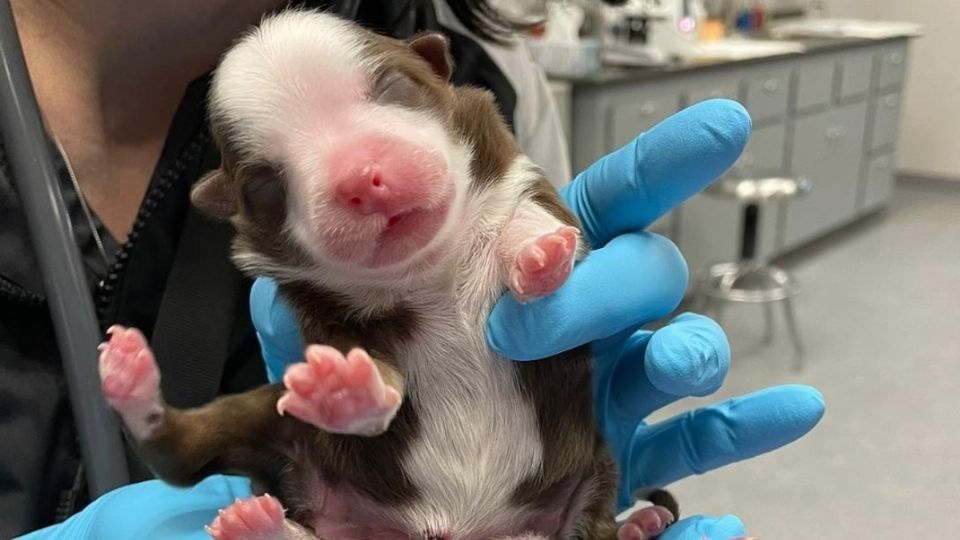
[207,494,285,540]
[617,505,675,540]
[98,326,159,409]
[278,345,401,435]
[509,226,578,302]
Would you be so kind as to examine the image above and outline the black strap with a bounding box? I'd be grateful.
[150,208,240,408]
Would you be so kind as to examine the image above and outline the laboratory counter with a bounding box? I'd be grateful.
[555,35,910,85]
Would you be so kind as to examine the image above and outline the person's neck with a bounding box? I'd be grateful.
[9,0,285,240]
[11,0,284,144]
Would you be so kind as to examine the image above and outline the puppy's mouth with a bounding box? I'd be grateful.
[369,202,450,267]
[321,195,453,270]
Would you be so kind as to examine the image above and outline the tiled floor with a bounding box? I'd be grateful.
[654,179,960,538]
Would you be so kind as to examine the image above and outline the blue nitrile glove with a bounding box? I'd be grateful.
[16,475,252,540]
[486,99,824,535]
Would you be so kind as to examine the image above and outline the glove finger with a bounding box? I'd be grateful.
[250,276,306,383]
[488,233,687,360]
[624,385,825,489]
[103,475,252,539]
[561,99,751,248]
[14,476,254,540]
[658,514,747,540]
[597,313,730,432]
[645,313,730,398]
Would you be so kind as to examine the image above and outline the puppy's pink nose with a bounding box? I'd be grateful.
[334,166,399,216]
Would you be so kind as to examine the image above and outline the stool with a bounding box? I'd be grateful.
[696,176,812,371]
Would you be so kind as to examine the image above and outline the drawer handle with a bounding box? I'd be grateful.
[762,79,781,93]
[884,95,899,108]
[889,53,904,65]
[826,126,847,140]
[639,102,656,115]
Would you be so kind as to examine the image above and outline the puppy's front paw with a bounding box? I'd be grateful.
[278,345,401,436]
[98,326,163,439]
[509,226,579,303]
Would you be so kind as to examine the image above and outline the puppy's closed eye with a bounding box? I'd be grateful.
[371,70,429,110]
[240,163,286,227]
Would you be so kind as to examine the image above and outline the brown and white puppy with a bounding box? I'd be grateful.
[98,10,676,540]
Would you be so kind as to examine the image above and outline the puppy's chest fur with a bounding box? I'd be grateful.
[280,177,597,536]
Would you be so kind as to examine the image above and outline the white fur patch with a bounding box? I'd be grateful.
[210,10,375,161]
[395,156,548,536]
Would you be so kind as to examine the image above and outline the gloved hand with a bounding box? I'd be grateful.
[17,475,253,540]
[486,98,825,536]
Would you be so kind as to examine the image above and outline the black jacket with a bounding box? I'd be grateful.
[0,1,517,536]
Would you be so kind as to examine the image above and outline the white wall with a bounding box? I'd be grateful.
[826,0,960,180]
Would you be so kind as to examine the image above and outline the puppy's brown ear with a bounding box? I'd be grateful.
[191,169,237,218]
[409,32,453,81]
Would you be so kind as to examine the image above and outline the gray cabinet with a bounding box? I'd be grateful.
[793,57,834,113]
[737,122,788,176]
[564,37,912,282]
[742,66,792,123]
[783,102,868,247]
[861,153,896,211]
[837,49,874,101]
[607,87,681,150]
[869,92,903,152]
[684,73,741,106]
[876,46,908,90]
[570,83,679,173]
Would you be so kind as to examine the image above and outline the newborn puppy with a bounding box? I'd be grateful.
[98,10,676,540]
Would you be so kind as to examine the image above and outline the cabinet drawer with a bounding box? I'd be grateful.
[736,122,787,175]
[876,45,908,90]
[743,67,791,123]
[793,58,834,112]
[783,102,868,248]
[861,153,895,210]
[871,92,902,152]
[606,91,680,149]
[838,49,873,101]
[684,75,740,106]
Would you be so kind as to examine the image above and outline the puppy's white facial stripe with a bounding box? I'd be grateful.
[211,10,375,160]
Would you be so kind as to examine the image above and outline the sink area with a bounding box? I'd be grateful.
[770,19,924,40]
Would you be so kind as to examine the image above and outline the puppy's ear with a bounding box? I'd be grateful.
[409,32,453,81]
[191,169,237,219]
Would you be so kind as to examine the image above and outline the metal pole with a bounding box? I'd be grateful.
[0,0,128,497]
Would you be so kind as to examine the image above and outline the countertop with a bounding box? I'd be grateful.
[556,35,914,86]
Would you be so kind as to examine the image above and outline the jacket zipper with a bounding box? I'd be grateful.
[0,131,210,310]
[94,131,210,322]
